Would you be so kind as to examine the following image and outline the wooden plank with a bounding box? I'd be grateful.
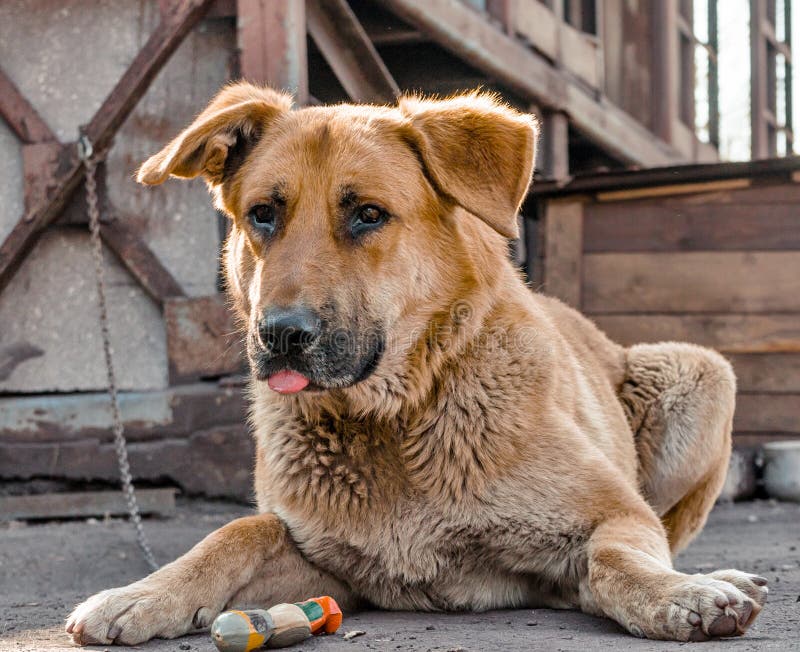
[592,313,800,353]
[532,157,800,199]
[0,67,57,144]
[734,393,800,434]
[543,200,582,307]
[729,353,800,393]
[733,432,800,446]
[0,489,176,521]
[0,0,214,294]
[238,0,308,104]
[583,252,800,314]
[165,295,245,383]
[307,0,399,104]
[379,0,685,166]
[100,218,186,305]
[583,198,800,253]
[595,179,750,202]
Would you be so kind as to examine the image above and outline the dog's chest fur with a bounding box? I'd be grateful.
[252,361,589,611]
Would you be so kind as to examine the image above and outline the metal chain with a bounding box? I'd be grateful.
[80,135,159,572]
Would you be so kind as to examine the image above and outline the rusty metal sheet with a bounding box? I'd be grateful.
[0,488,176,521]
[165,294,245,383]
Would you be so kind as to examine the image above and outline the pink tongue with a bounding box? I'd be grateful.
[268,370,310,394]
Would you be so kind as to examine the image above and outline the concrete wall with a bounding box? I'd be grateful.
[0,0,235,392]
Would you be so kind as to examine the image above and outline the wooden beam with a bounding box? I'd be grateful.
[237,0,308,104]
[307,0,400,104]
[0,0,214,294]
[100,217,186,305]
[0,488,176,521]
[0,68,57,144]
[539,110,570,179]
[378,0,685,166]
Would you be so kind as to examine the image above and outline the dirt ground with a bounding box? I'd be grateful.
[1,498,797,652]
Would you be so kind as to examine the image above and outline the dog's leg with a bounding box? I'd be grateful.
[619,342,735,552]
[66,513,354,646]
[580,507,767,641]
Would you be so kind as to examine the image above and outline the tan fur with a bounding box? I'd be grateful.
[67,84,766,645]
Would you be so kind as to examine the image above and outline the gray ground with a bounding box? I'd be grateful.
[0,499,798,652]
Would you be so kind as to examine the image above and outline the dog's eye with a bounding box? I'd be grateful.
[248,204,276,235]
[351,204,389,238]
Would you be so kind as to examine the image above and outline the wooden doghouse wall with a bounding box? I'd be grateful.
[532,168,800,448]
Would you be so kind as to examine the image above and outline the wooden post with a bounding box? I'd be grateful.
[237,0,308,104]
[750,0,770,158]
[652,0,679,144]
[540,110,570,179]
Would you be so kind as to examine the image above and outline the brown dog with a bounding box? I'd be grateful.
[67,83,767,645]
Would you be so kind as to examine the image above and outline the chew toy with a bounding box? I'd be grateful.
[210,596,342,651]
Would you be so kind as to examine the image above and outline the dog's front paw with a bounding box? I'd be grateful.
[636,570,767,641]
[66,580,215,646]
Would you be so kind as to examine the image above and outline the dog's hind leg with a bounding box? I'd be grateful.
[619,342,736,554]
[66,513,355,646]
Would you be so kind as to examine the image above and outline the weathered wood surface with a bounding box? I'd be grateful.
[238,0,308,103]
[582,252,800,314]
[165,295,245,383]
[734,394,800,434]
[307,0,399,104]
[0,489,176,521]
[592,314,800,354]
[543,200,582,307]
[583,200,800,252]
[728,354,800,393]
[379,0,683,166]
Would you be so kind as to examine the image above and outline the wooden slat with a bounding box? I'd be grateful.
[379,0,685,166]
[0,0,214,293]
[733,432,800,446]
[0,67,57,144]
[307,0,399,104]
[734,393,800,433]
[583,252,800,314]
[100,218,185,305]
[595,179,750,202]
[543,200,583,307]
[165,295,245,383]
[729,353,800,393]
[593,314,800,353]
[0,489,176,521]
[237,0,308,103]
[583,195,800,253]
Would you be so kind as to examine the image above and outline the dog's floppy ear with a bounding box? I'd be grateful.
[400,93,537,239]
[137,82,292,186]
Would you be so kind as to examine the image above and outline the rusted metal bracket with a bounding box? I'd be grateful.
[0,0,215,294]
[307,0,400,104]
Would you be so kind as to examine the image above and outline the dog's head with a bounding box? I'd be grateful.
[138,83,536,400]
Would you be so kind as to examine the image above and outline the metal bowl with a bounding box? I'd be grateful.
[762,441,800,502]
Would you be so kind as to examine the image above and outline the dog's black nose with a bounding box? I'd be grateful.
[258,306,321,352]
